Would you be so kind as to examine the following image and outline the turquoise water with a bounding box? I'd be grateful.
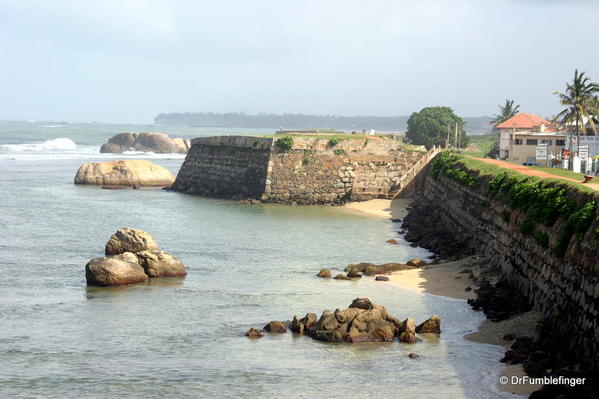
[0,122,511,398]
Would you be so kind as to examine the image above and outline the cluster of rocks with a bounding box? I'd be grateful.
[316,259,426,281]
[100,132,189,154]
[74,160,175,188]
[85,228,186,286]
[246,297,440,344]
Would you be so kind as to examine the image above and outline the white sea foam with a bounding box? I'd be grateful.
[1,137,77,152]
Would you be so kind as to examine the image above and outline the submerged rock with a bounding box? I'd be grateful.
[334,274,351,280]
[245,328,264,338]
[263,321,287,333]
[345,262,417,276]
[105,227,159,255]
[375,275,390,281]
[346,270,362,278]
[74,160,175,188]
[316,269,331,278]
[85,252,148,286]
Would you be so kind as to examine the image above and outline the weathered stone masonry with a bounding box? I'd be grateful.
[172,135,425,204]
[405,172,599,371]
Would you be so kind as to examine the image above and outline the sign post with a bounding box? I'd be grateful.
[535,144,548,167]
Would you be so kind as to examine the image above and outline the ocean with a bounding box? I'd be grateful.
[0,121,512,398]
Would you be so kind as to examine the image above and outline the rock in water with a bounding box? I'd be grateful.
[105,228,159,255]
[316,269,331,278]
[99,132,189,154]
[334,274,351,280]
[263,321,287,333]
[349,297,373,310]
[346,270,362,278]
[375,276,390,281]
[415,315,441,334]
[85,252,148,286]
[407,258,427,267]
[398,318,417,343]
[245,328,264,338]
[74,160,175,187]
[137,250,187,277]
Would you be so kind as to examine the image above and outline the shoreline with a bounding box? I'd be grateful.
[342,197,411,219]
[355,197,543,397]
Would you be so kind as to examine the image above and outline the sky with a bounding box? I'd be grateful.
[0,0,598,123]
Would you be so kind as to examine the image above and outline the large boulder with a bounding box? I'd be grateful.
[136,250,187,277]
[105,228,159,255]
[398,318,417,343]
[99,132,189,154]
[85,252,148,286]
[74,160,175,187]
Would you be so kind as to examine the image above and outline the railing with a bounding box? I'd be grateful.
[389,145,442,199]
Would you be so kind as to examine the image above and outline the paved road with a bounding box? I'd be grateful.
[466,156,599,191]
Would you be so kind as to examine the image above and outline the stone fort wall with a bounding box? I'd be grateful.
[171,135,425,204]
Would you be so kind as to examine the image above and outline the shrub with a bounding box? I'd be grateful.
[502,210,511,223]
[328,137,340,146]
[275,137,293,152]
[519,219,535,235]
[532,231,549,248]
[333,149,346,156]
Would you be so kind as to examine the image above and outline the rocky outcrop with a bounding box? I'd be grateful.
[100,132,189,154]
[247,298,440,344]
[85,252,148,286]
[105,228,159,255]
[345,262,418,276]
[74,160,175,187]
[85,228,186,286]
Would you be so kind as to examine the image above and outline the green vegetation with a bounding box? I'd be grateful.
[463,133,498,157]
[333,149,346,156]
[490,99,520,127]
[275,136,294,152]
[328,137,340,146]
[406,106,469,149]
[530,166,588,180]
[553,69,598,136]
[432,150,599,257]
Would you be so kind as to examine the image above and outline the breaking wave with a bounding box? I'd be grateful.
[1,138,77,152]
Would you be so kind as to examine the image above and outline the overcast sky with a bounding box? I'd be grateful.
[0,0,597,123]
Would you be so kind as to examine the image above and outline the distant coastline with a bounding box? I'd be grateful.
[154,112,494,135]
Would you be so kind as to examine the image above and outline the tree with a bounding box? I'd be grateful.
[553,70,599,169]
[405,106,468,149]
[491,99,520,128]
[554,69,598,135]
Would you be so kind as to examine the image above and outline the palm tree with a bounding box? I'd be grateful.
[553,70,599,169]
[491,99,520,128]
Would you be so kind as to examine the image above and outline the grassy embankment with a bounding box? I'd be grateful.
[463,133,498,157]
[458,155,596,193]
[433,151,598,255]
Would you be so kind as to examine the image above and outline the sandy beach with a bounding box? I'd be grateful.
[351,197,543,397]
[343,198,411,219]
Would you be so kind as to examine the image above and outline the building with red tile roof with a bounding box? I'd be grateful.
[496,112,552,130]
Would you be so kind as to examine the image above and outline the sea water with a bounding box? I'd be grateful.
[0,121,513,398]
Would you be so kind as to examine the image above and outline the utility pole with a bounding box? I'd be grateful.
[446,123,451,148]
[454,122,458,148]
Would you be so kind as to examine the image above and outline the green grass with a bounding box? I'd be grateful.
[457,155,597,193]
[463,133,498,157]
[530,166,590,180]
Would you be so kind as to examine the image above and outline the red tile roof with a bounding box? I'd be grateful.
[496,113,551,129]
